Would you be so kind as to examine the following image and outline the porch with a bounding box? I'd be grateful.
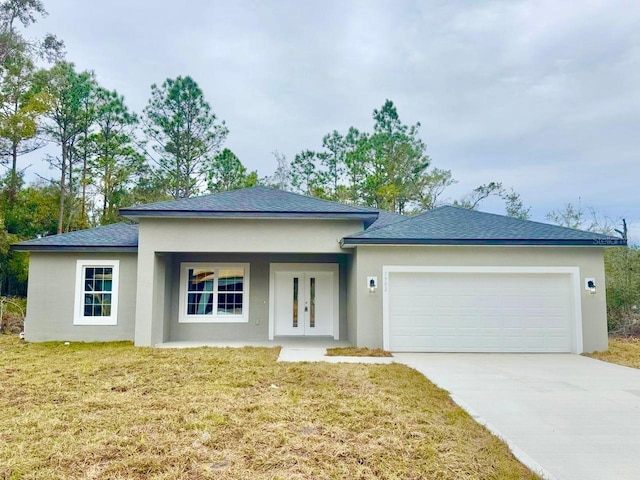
[141,252,354,345]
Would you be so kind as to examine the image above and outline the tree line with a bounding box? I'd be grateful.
[0,0,636,335]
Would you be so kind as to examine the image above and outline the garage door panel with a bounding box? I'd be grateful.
[546,316,568,328]
[501,297,523,308]
[547,337,571,350]
[432,295,457,307]
[388,271,575,353]
[525,295,549,308]
[543,295,566,307]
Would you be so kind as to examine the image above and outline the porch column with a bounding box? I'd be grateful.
[134,248,155,346]
[134,249,169,348]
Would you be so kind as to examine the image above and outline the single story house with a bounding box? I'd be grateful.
[12,186,625,353]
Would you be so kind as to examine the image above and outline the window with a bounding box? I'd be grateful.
[179,263,249,323]
[74,260,120,325]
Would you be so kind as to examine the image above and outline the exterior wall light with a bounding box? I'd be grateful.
[585,278,596,295]
[367,276,378,293]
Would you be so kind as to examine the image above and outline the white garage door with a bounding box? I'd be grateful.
[387,271,577,353]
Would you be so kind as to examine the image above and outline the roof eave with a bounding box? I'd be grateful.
[120,210,377,221]
[340,238,627,247]
[10,245,139,252]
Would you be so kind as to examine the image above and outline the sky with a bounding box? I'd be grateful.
[24,0,640,243]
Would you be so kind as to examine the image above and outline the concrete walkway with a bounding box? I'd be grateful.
[278,347,394,364]
[394,353,640,480]
[157,340,394,364]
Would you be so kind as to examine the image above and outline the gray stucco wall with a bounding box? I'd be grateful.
[163,253,349,343]
[353,245,608,353]
[134,218,362,346]
[346,252,358,345]
[24,252,138,342]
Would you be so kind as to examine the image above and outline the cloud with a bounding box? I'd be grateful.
[22,0,639,226]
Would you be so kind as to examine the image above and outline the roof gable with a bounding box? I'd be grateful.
[120,186,379,220]
[342,205,625,246]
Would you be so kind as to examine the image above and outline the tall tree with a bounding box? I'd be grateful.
[344,100,430,213]
[72,76,97,227]
[342,127,367,204]
[87,87,143,224]
[38,61,94,233]
[0,173,57,295]
[264,150,291,191]
[546,201,612,233]
[320,130,346,197]
[1,174,57,237]
[503,188,531,220]
[0,209,22,295]
[0,46,49,197]
[454,182,503,210]
[207,148,254,193]
[0,0,63,66]
[143,76,228,199]
[289,149,325,196]
[411,167,456,212]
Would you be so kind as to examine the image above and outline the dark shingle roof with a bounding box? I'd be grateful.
[342,205,625,246]
[120,186,379,221]
[12,198,624,252]
[11,188,403,252]
[11,223,139,251]
[366,209,406,230]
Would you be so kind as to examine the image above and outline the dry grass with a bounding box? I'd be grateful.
[325,347,393,357]
[0,336,539,480]
[585,337,640,369]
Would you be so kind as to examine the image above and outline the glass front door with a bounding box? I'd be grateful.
[274,270,334,336]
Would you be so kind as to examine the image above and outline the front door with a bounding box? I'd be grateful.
[274,270,335,336]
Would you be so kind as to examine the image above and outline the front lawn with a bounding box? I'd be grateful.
[0,336,538,479]
[585,337,640,369]
[325,346,392,357]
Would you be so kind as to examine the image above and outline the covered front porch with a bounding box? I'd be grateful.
[140,252,353,346]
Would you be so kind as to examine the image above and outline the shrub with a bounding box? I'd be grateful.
[605,246,640,336]
[1,310,23,334]
[0,297,25,334]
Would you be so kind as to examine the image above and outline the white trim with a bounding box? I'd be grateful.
[382,265,583,354]
[74,259,120,326]
[268,263,339,340]
[178,262,250,323]
[350,244,604,249]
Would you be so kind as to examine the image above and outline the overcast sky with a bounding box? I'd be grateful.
[26,0,640,242]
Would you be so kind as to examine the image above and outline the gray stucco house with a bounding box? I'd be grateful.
[12,186,624,353]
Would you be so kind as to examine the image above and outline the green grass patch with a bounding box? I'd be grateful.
[0,336,539,479]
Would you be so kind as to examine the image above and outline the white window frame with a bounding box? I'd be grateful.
[74,259,120,326]
[178,262,250,323]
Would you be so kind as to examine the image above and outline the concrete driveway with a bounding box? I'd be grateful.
[394,353,640,480]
